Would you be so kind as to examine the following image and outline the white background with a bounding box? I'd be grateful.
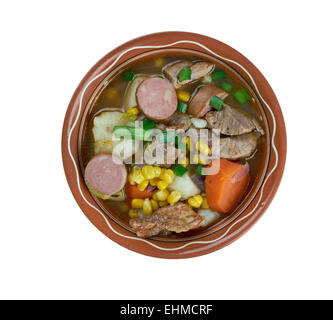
[0,0,332,300]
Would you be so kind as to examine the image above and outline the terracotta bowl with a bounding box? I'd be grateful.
[62,32,287,259]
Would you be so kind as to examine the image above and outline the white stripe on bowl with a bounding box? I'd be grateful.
[66,40,279,251]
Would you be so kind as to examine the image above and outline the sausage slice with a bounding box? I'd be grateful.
[84,154,127,197]
[188,85,229,118]
[136,77,177,120]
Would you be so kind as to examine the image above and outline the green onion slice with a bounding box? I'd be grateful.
[178,67,191,82]
[221,81,233,92]
[212,70,225,82]
[174,136,186,149]
[209,96,224,111]
[159,131,176,144]
[113,126,152,141]
[172,164,188,177]
[123,71,135,82]
[233,88,251,105]
[177,101,188,113]
[195,164,206,177]
[143,119,156,131]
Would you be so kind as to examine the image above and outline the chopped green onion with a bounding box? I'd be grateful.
[123,71,135,82]
[195,164,206,177]
[212,70,225,82]
[113,126,152,141]
[159,131,176,144]
[174,136,186,149]
[233,88,251,105]
[178,67,191,82]
[221,81,233,92]
[209,96,224,111]
[177,101,188,113]
[143,119,156,131]
[172,164,188,177]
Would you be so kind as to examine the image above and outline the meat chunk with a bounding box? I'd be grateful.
[218,133,258,160]
[186,128,258,160]
[188,85,229,118]
[156,112,192,131]
[143,138,181,168]
[186,127,219,149]
[129,203,206,238]
[163,60,214,89]
[136,77,177,120]
[205,104,264,135]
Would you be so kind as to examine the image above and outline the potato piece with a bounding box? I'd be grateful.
[93,140,113,154]
[168,172,201,200]
[124,75,148,110]
[123,75,148,111]
[92,111,129,142]
[112,139,139,161]
[198,209,220,227]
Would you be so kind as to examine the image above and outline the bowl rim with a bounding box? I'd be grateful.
[62,31,287,259]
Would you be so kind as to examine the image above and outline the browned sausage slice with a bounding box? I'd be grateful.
[188,85,229,118]
[84,154,127,197]
[136,77,177,120]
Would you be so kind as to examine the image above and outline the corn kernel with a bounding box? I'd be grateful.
[142,198,153,215]
[149,177,160,186]
[177,90,191,102]
[201,198,209,209]
[126,107,140,115]
[178,156,189,167]
[152,189,169,201]
[151,199,159,211]
[142,165,155,180]
[128,173,136,185]
[167,190,182,204]
[131,198,144,209]
[193,154,208,165]
[128,209,139,219]
[137,179,149,191]
[159,201,168,207]
[153,166,162,178]
[188,195,203,208]
[132,169,145,184]
[157,180,168,190]
[160,169,174,184]
[196,141,211,156]
[120,113,137,122]
[182,136,192,151]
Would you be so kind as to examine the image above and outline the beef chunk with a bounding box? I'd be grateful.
[143,138,183,168]
[163,60,214,89]
[205,104,264,135]
[129,203,206,238]
[156,112,192,131]
[217,133,258,160]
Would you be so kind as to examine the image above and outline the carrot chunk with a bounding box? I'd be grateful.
[125,184,154,203]
[205,158,250,213]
